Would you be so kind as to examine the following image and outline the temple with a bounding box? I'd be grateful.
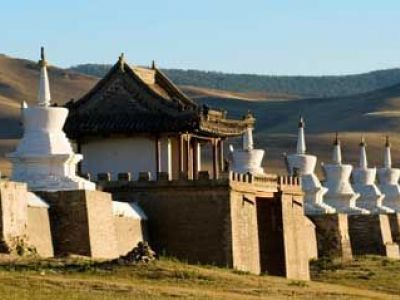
[377,136,400,211]
[352,137,393,214]
[64,55,254,181]
[322,134,367,214]
[284,117,335,215]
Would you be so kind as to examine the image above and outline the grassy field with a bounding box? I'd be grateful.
[311,256,400,297]
[0,255,399,299]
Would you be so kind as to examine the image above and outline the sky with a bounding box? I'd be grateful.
[1,0,400,75]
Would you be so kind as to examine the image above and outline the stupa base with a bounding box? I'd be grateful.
[304,187,336,215]
[383,198,400,213]
[12,175,95,192]
[357,198,395,214]
[324,194,370,215]
[304,203,336,215]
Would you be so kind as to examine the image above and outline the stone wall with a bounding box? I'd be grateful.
[126,184,233,267]
[39,190,119,259]
[26,206,53,257]
[105,180,263,272]
[304,217,318,260]
[85,192,119,258]
[389,213,400,243]
[230,191,260,274]
[309,214,352,261]
[349,214,399,259]
[0,181,28,248]
[100,175,310,279]
[114,217,147,255]
[280,192,311,280]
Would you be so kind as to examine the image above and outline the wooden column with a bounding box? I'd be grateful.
[212,138,219,179]
[76,138,82,175]
[186,133,192,179]
[178,134,183,175]
[155,136,161,179]
[197,142,202,172]
[218,139,224,172]
[193,139,199,179]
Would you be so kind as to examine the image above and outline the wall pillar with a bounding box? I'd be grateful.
[218,139,224,172]
[193,139,199,179]
[160,137,172,180]
[178,134,184,175]
[348,214,400,258]
[186,134,193,180]
[308,214,352,261]
[212,139,219,180]
[77,138,82,175]
[155,136,161,179]
[197,142,202,172]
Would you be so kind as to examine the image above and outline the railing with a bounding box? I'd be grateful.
[83,171,228,187]
[229,171,301,189]
[82,171,301,189]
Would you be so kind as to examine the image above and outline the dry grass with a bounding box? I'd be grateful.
[0,255,396,299]
[311,255,400,296]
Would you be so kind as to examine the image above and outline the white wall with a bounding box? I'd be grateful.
[160,137,172,179]
[81,137,157,180]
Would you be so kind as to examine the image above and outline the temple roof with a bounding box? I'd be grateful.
[64,55,254,138]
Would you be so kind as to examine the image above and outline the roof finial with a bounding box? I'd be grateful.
[385,135,391,147]
[333,131,340,145]
[118,53,125,71]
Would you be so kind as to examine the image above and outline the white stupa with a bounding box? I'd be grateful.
[377,136,400,212]
[230,126,265,175]
[285,117,335,215]
[322,133,368,214]
[7,48,95,192]
[352,137,393,214]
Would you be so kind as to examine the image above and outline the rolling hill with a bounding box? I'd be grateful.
[197,83,400,173]
[70,63,400,98]
[2,53,400,176]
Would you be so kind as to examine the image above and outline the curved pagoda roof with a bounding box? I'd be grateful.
[64,55,254,139]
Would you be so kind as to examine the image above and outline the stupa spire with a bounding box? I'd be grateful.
[242,126,254,150]
[296,116,306,154]
[37,47,51,107]
[359,136,368,169]
[332,132,342,164]
[384,136,392,168]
